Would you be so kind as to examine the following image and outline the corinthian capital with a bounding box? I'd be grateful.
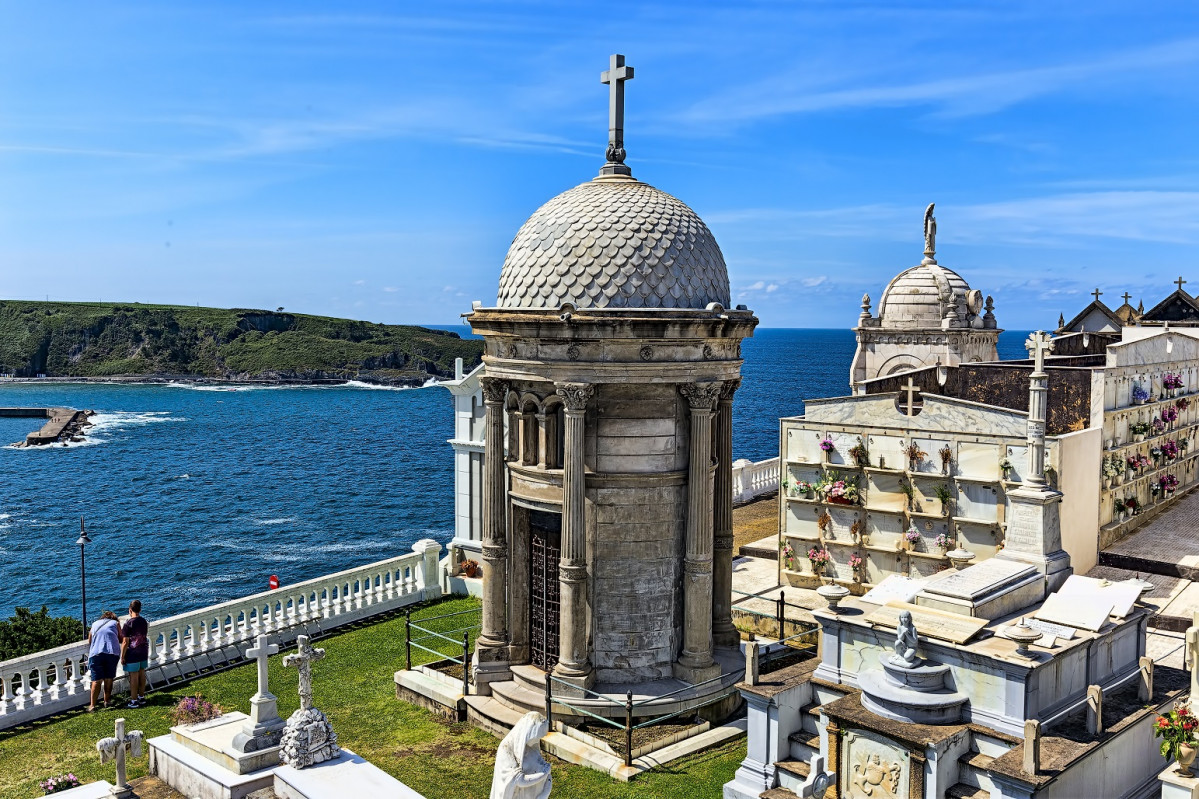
[480,378,510,404]
[555,382,595,411]
[679,381,722,410]
[720,379,741,402]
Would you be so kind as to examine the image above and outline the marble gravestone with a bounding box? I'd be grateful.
[280,635,340,769]
[232,634,285,754]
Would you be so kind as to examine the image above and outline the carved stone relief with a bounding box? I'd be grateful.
[842,729,909,799]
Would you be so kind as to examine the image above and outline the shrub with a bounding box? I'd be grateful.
[169,694,224,726]
[0,606,84,660]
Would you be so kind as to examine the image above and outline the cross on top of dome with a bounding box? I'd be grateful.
[600,54,634,177]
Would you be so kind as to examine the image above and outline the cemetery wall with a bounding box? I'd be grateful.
[1053,427,1102,573]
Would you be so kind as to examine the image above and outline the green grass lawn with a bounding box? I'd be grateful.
[0,597,744,799]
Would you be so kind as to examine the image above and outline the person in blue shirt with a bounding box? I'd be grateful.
[86,610,123,712]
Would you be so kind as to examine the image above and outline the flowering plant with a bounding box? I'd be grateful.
[40,775,81,795]
[1133,384,1151,403]
[1154,417,1167,434]
[1103,457,1121,479]
[1155,702,1197,761]
[1165,440,1181,460]
[904,528,921,544]
[1131,421,1151,436]
[1162,474,1181,493]
[170,694,224,726]
[1180,397,1192,411]
[934,533,955,550]
[848,553,864,571]
[819,437,835,453]
[1114,498,1126,514]
[781,542,796,569]
[905,442,927,466]
[824,480,857,503]
[1164,405,1179,423]
[848,438,869,467]
[1133,454,1152,470]
[1125,496,1139,513]
[807,547,832,570]
[1000,458,1013,476]
[791,480,815,497]
[1151,446,1164,460]
[1164,373,1184,390]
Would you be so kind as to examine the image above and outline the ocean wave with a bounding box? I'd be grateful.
[254,517,298,526]
[339,378,442,391]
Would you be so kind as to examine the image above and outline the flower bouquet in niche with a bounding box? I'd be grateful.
[819,436,835,461]
[1162,474,1181,494]
[1179,397,1192,411]
[1155,703,1199,776]
[848,553,864,580]
[781,542,796,570]
[1164,440,1181,461]
[934,532,955,551]
[848,437,869,468]
[1151,445,1164,463]
[790,480,815,499]
[1154,417,1167,435]
[1164,405,1180,428]
[1113,497,1127,521]
[1165,372,1185,396]
[1102,457,1120,488]
[807,547,832,575]
[1125,496,1139,516]
[902,526,922,552]
[1132,384,1151,404]
[1131,421,1150,442]
[905,442,928,471]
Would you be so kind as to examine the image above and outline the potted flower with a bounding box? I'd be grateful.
[1132,384,1151,405]
[850,519,863,542]
[460,559,481,578]
[40,775,81,795]
[1164,373,1185,397]
[1154,417,1167,435]
[899,479,915,511]
[1165,405,1180,429]
[905,442,927,471]
[819,436,835,461]
[1152,445,1164,463]
[848,437,869,468]
[848,552,864,580]
[1155,703,1198,776]
[1109,455,1125,486]
[938,445,953,475]
[1114,497,1127,522]
[1165,440,1181,461]
[1131,421,1150,442]
[932,483,953,517]
[816,510,833,537]
[1102,457,1119,489]
[781,542,796,570]
[807,546,832,575]
[1179,397,1192,412]
[902,526,921,552]
[1163,474,1181,494]
[1125,496,1139,516]
[934,532,955,551]
[1000,458,1013,480]
[824,479,858,506]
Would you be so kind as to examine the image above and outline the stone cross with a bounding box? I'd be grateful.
[901,376,921,417]
[248,634,278,699]
[1178,276,1189,292]
[1026,331,1054,376]
[1122,292,1132,305]
[1091,288,1103,302]
[600,54,634,171]
[232,632,286,754]
[283,634,326,712]
[98,717,142,799]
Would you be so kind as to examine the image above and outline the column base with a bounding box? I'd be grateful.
[549,666,595,698]
[471,650,511,697]
[673,658,721,684]
[109,787,135,799]
[713,623,740,649]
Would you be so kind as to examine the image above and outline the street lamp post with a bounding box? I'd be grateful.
[76,517,91,638]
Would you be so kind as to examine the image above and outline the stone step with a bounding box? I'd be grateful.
[787,730,820,762]
[510,663,548,695]
[946,783,990,799]
[774,759,811,793]
[464,694,527,738]
[489,678,548,717]
[957,750,997,793]
[759,789,799,799]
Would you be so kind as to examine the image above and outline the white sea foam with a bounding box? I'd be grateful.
[254,517,297,526]
[165,378,442,392]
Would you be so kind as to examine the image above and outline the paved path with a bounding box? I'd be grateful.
[1100,488,1199,579]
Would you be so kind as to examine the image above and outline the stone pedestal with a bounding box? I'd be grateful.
[998,485,1071,593]
[230,693,285,755]
[858,653,968,725]
[280,707,340,769]
[1161,763,1199,799]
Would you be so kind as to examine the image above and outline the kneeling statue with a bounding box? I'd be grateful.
[491,711,552,799]
[889,610,921,668]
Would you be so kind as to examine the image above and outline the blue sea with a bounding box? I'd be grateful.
[0,329,1031,621]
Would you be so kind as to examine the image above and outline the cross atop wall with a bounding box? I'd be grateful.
[1178,276,1189,292]
[901,376,921,417]
[1091,288,1103,302]
[1025,331,1055,375]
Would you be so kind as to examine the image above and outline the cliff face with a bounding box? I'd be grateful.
[0,301,483,384]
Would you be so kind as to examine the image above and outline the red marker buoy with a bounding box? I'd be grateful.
[269,574,280,590]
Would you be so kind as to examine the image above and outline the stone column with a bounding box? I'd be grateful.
[713,379,740,648]
[675,381,723,683]
[474,378,511,687]
[553,382,595,692]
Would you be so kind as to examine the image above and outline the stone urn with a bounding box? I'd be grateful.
[816,584,850,614]
[1006,619,1042,659]
[945,547,975,571]
[1179,743,1198,777]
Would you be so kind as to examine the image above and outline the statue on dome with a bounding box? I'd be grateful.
[923,203,937,259]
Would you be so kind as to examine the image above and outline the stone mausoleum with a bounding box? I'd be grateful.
[462,56,757,719]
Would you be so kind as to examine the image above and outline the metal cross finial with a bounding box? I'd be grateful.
[283,634,326,712]
[1025,330,1055,375]
[1177,276,1188,292]
[901,376,921,417]
[1122,292,1132,305]
[1091,288,1102,302]
[600,54,634,176]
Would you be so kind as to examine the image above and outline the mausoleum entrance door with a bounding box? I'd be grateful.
[528,509,562,671]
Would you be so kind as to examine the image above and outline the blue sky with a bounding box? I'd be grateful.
[1,2,1197,328]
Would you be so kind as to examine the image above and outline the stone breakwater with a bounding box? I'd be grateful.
[0,407,94,447]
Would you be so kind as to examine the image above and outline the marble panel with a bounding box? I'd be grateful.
[827,432,864,467]
[785,428,817,463]
[826,541,860,581]
[841,728,910,799]
[910,436,950,474]
[1004,445,1029,484]
[956,522,1000,560]
[863,512,905,548]
[865,473,907,512]
[821,505,863,543]
[865,434,906,471]
[785,503,821,540]
[958,441,1002,481]
[957,482,999,522]
[864,550,903,585]
[908,556,948,579]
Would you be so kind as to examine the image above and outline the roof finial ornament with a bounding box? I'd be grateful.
[599,54,634,177]
[923,203,937,263]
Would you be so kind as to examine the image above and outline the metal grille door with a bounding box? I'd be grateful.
[529,514,561,671]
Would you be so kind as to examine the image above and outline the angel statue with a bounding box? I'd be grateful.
[490,711,552,799]
[923,203,937,259]
[890,610,921,668]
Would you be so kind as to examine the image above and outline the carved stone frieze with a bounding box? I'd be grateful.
[481,544,508,561]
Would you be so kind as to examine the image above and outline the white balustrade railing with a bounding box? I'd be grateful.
[0,539,442,730]
[731,457,779,504]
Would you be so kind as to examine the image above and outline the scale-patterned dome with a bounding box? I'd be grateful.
[877,262,972,329]
[496,175,731,309]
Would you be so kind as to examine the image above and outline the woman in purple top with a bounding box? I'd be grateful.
[86,610,123,711]
[121,600,149,708]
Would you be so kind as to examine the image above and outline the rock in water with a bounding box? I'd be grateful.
[279,707,340,768]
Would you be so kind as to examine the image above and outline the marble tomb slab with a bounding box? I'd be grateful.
[920,559,1036,601]
[1057,575,1142,618]
[914,558,1043,619]
[1035,592,1113,632]
[273,748,427,799]
[865,601,989,645]
[860,574,947,606]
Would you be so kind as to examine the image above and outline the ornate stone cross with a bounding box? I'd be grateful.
[1091,288,1102,302]
[1024,331,1055,488]
[283,634,326,712]
[1178,276,1189,292]
[901,376,921,417]
[97,717,143,799]
[600,54,634,174]
[1026,331,1054,375]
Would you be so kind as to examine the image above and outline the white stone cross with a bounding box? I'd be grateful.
[600,54,634,165]
[902,376,921,417]
[1025,331,1054,376]
[97,717,143,799]
[283,634,326,712]
[247,634,278,699]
